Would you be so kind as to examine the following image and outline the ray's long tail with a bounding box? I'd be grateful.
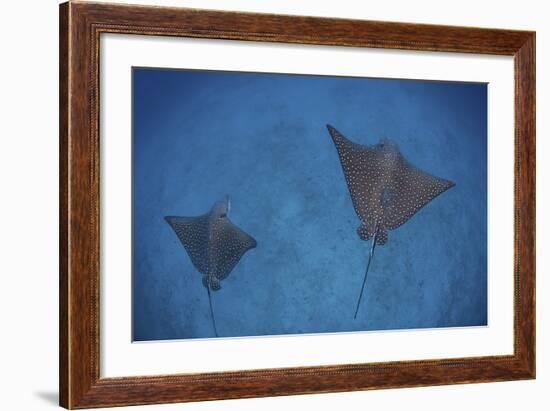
[207,287,219,337]
[354,231,378,319]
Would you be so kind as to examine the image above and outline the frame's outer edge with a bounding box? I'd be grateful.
[72,0,532,54]
[59,1,536,409]
[61,1,99,408]
[59,2,70,408]
[515,33,536,377]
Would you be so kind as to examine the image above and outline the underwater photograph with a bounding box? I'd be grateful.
[132,67,488,341]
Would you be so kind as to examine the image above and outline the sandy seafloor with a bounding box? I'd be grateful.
[131,68,488,341]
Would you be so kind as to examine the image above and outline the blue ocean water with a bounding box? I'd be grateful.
[132,67,487,341]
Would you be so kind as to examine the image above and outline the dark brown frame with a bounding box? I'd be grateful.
[59,1,536,409]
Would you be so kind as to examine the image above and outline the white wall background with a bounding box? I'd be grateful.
[0,0,546,410]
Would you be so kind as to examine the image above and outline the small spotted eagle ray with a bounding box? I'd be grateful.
[165,197,257,337]
[326,125,455,319]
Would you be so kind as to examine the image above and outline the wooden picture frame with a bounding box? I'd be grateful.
[59,1,535,408]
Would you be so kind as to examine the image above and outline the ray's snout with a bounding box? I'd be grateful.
[211,197,230,218]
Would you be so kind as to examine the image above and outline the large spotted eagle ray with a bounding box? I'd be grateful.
[326,125,455,319]
[165,197,257,337]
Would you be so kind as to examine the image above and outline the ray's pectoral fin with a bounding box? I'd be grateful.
[164,215,209,275]
[211,220,257,282]
[385,161,455,231]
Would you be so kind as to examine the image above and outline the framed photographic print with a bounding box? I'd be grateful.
[59,1,535,408]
